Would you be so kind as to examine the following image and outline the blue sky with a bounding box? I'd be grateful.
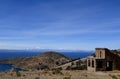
[0,0,120,50]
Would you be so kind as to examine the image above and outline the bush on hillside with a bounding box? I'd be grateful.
[63,76,71,79]
[51,68,63,75]
[16,71,21,77]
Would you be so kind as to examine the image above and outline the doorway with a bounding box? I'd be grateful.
[106,61,113,71]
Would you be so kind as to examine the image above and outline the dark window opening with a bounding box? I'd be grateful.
[96,60,103,68]
[92,60,94,67]
[100,51,102,58]
[88,60,90,66]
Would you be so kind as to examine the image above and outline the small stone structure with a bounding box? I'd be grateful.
[87,48,120,71]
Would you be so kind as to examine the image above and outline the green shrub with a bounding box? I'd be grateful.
[35,77,39,79]
[16,71,21,77]
[10,73,13,76]
[51,68,63,75]
[63,76,71,79]
[117,74,120,76]
[66,66,71,70]
[23,74,26,77]
[110,75,118,79]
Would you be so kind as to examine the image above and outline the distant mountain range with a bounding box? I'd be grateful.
[0,49,94,53]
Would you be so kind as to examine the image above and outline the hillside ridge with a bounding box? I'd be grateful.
[0,51,71,70]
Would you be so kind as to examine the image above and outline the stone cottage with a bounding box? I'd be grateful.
[87,48,120,71]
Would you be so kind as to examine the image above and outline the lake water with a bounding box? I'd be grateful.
[0,64,22,72]
[0,51,93,72]
[0,51,93,60]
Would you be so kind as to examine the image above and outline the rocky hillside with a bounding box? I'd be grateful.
[0,51,71,70]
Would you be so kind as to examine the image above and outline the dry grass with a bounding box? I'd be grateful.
[0,70,118,79]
